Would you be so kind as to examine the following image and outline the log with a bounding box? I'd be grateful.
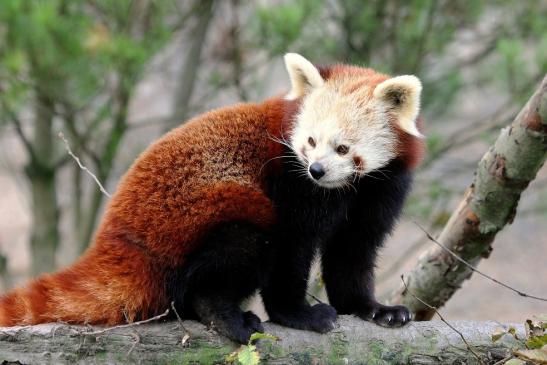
[0,316,524,364]
[389,75,547,319]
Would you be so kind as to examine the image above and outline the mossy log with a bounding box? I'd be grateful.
[389,75,547,319]
[0,316,524,364]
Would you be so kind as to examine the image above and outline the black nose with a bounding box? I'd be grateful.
[309,162,325,180]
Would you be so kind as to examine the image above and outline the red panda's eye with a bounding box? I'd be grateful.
[336,145,349,155]
[308,137,316,148]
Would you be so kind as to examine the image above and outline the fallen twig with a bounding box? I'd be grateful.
[306,290,325,304]
[82,308,170,336]
[413,220,547,302]
[58,131,111,198]
[126,331,140,356]
[170,301,191,345]
[492,354,513,365]
[401,275,485,365]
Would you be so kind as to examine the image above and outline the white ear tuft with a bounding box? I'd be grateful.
[374,75,423,138]
[284,53,324,100]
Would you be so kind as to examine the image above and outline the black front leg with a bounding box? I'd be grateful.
[322,230,411,327]
[261,235,337,333]
[322,167,413,327]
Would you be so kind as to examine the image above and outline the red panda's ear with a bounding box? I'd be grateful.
[284,53,324,100]
[373,75,424,138]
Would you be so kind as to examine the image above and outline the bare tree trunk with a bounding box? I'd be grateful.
[78,176,104,253]
[167,0,214,131]
[0,254,10,291]
[389,75,547,319]
[26,94,60,276]
[77,92,129,254]
[75,2,159,253]
[0,317,524,364]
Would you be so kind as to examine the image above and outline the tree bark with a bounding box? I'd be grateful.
[167,0,214,131]
[0,317,524,364]
[389,75,547,319]
[77,88,129,253]
[0,254,10,291]
[26,93,60,276]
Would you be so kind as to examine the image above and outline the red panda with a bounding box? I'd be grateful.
[0,53,424,343]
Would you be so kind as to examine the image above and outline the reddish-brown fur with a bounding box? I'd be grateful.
[392,115,425,170]
[0,98,289,326]
[0,65,423,327]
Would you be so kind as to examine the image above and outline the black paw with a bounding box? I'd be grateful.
[243,311,264,335]
[358,303,411,327]
[213,310,264,344]
[267,303,337,333]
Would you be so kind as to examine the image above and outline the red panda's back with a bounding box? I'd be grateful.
[0,98,290,327]
[94,100,286,266]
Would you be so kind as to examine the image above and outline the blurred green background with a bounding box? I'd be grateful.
[0,0,545,321]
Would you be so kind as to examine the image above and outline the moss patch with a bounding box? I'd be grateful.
[328,333,350,364]
[167,340,235,365]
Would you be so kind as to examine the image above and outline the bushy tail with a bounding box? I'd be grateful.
[0,242,166,326]
[0,272,62,326]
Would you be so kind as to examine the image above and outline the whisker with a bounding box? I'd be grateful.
[347,181,358,193]
[267,132,295,152]
[362,173,386,181]
[259,155,292,174]
[373,169,391,180]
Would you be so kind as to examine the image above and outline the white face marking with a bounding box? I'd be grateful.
[290,86,397,189]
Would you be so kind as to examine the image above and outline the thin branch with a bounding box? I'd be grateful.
[171,302,188,333]
[377,235,428,285]
[58,132,112,198]
[167,0,214,131]
[9,114,38,162]
[426,32,500,82]
[51,154,71,170]
[306,290,325,305]
[421,101,517,169]
[126,331,140,356]
[411,0,437,73]
[82,309,170,336]
[1,100,39,163]
[412,221,547,302]
[170,301,190,345]
[400,275,485,365]
[492,355,513,365]
[59,102,103,161]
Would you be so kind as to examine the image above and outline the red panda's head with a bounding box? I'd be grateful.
[284,53,424,188]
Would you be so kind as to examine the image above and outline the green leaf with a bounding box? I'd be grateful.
[237,344,260,365]
[526,334,547,350]
[249,332,278,342]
